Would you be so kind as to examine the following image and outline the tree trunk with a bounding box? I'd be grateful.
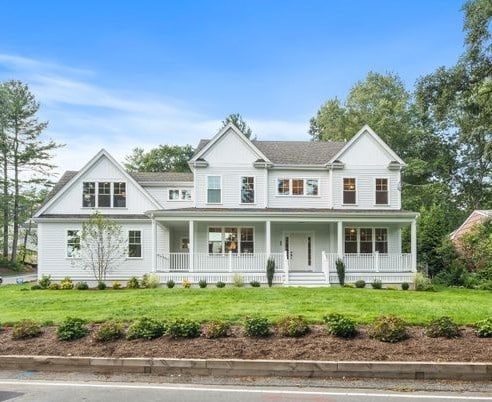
[2,148,8,258]
[10,123,19,263]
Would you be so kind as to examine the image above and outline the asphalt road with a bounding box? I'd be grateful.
[0,274,36,285]
[0,380,491,402]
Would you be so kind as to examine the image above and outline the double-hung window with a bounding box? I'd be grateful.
[128,230,142,258]
[207,176,221,203]
[113,182,126,207]
[169,189,192,201]
[208,227,254,254]
[66,230,81,258]
[241,176,255,204]
[277,178,319,196]
[277,179,290,195]
[375,228,388,253]
[375,178,389,205]
[344,227,388,254]
[82,182,96,207]
[344,228,358,253]
[83,181,126,208]
[343,178,356,204]
[98,182,111,207]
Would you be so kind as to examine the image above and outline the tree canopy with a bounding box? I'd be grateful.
[124,144,194,173]
[220,113,255,139]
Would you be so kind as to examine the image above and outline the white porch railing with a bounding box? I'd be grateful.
[324,253,412,273]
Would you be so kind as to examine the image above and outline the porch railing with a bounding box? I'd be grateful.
[324,253,412,272]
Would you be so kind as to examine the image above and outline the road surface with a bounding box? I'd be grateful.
[0,274,37,285]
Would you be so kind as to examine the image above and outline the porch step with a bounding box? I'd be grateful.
[287,272,328,286]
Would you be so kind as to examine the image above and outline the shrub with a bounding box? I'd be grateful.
[343,283,355,288]
[335,258,345,286]
[38,274,51,289]
[12,320,42,340]
[413,272,434,291]
[127,276,140,289]
[49,283,60,290]
[216,281,226,288]
[57,317,89,341]
[75,281,89,290]
[126,317,165,340]
[250,280,261,287]
[475,318,492,338]
[201,320,230,339]
[97,281,107,290]
[167,319,201,339]
[94,321,124,342]
[401,282,410,290]
[369,315,408,343]
[426,316,461,338]
[355,280,366,288]
[232,273,244,287]
[324,313,358,338]
[60,276,74,290]
[371,279,383,289]
[433,261,469,287]
[30,284,42,290]
[166,279,175,288]
[112,281,122,290]
[277,316,309,337]
[182,279,192,288]
[141,273,159,289]
[266,257,275,288]
[244,316,270,337]
[198,279,207,288]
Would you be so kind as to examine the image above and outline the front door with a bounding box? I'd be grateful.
[286,232,313,271]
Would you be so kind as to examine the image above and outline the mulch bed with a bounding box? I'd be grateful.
[0,325,491,362]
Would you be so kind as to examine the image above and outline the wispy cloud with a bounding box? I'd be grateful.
[0,53,308,175]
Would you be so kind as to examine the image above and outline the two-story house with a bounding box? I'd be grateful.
[33,124,418,286]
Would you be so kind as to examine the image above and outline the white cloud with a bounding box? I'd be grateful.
[0,53,308,175]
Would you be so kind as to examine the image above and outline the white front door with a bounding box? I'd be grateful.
[287,232,312,271]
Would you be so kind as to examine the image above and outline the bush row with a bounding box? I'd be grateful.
[3,315,491,343]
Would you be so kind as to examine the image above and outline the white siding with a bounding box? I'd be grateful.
[145,185,194,209]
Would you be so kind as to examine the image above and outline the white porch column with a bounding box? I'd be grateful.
[151,218,157,273]
[337,221,343,259]
[411,219,417,272]
[265,220,271,258]
[189,220,194,272]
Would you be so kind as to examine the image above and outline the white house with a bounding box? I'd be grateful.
[33,124,418,286]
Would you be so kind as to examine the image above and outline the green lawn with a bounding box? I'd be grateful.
[1,285,490,325]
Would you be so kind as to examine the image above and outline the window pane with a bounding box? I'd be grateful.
[375,228,388,254]
[181,190,191,200]
[113,182,126,207]
[207,176,221,203]
[277,179,290,195]
[343,178,356,204]
[82,182,95,207]
[224,227,238,253]
[344,227,357,253]
[208,227,223,254]
[360,228,373,254]
[208,176,221,189]
[292,179,304,195]
[207,189,221,203]
[240,227,254,253]
[67,230,80,258]
[98,182,111,207]
[169,189,179,200]
[241,177,255,203]
[375,178,388,204]
[128,230,142,257]
[306,179,319,196]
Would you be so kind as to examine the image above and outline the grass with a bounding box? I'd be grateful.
[0,285,490,325]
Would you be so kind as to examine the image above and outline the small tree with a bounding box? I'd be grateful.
[266,257,275,287]
[80,213,127,282]
[335,258,345,286]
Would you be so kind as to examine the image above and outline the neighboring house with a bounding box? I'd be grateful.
[33,124,418,286]
[450,210,492,245]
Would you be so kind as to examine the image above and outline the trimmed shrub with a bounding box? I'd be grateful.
[371,279,383,289]
[167,319,201,339]
[355,280,366,288]
[266,257,275,288]
[38,274,51,289]
[250,280,261,287]
[335,258,345,286]
[112,281,122,290]
[324,313,358,338]
[198,279,207,288]
[127,276,140,289]
[216,281,226,288]
[232,273,244,288]
[244,316,270,337]
[57,317,89,341]
[277,315,309,337]
[126,317,165,340]
[141,273,159,289]
[401,282,410,290]
[182,279,192,288]
[369,315,408,343]
[30,284,42,290]
[166,279,176,288]
[60,277,74,290]
[49,283,60,290]
[97,281,107,290]
[12,320,42,340]
[94,321,124,342]
[414,272,434,291]
[75,281,89,290]
[475,318,492,338]
[426,316,461,338]
[201,320,230,339]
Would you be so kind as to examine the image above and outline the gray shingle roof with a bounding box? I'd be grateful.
[129,172,193,182]
[193,139,345,165]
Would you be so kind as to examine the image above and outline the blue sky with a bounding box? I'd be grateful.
[0,0,465,173]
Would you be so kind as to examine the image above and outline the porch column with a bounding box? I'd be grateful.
[265,220,271,258]
[189,220,194,272]
[151,219,157,273]
[337,221,343,259]
[411,219,417,272]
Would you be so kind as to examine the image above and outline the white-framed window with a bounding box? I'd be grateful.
[113,182,126,207]
[360,228,373,253]
[343,178,357,204]
[98,182,111,207]
[208,226,254,254]
[66,230,80,258]
[344,228,358,253]
[375,178,389,205]
[375,228,388,253]
[82,181,126,208]
[276,178,319,196]
[344,227,388,254]
[82,182,96,207]
[128,230,142,258]
[168,189,192,201]
[241,176,255,204]
[207,176,221,203]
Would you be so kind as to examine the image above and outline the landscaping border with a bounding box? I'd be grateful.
[1,355,490,381]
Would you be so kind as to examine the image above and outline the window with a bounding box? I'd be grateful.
[66,230,80,258]
[307,236,312,266]
[344,228,358,253]
[169,189,192,201]
[360,228,373,253]
[207,176,221,203]
[113,182,126,207]
[128,230,142,258]
[343,178,357,204]
[306,179,319,196]
[98,182,111,207]
[375,228,388,254]
[292,179,304,195]
[208,227,254,254]
[168,189,180,200]
[375,178,389,205]
[180,237,189,251]
[82,182,96,207]
[277,179,290,195]
[241,177,255,204]
[181,189,192,200]
[277,178,320,196]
